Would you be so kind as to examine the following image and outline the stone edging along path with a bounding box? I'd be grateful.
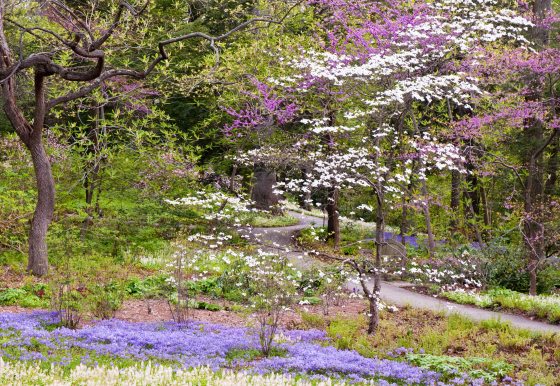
[248,210,560,334]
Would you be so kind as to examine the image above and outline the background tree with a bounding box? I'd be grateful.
[0,0,277,275]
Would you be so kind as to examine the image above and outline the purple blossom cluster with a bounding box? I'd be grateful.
[0,312,447,384]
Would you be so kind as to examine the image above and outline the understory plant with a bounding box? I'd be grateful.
[247,250,300,356]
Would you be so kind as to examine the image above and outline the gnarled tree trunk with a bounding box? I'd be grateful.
[2,69,54,276]
[26,134,54,276]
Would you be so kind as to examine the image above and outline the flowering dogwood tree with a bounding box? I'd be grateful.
[224,0,535,332]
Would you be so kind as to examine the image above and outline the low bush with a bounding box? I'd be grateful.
[0,283,49,308]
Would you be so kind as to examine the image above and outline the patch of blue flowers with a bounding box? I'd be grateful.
[0,312,480,385]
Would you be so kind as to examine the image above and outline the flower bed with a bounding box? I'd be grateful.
[0,359,362,386]
[0,312,451,385]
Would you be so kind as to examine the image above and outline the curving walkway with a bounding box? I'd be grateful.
[249,210,560,334]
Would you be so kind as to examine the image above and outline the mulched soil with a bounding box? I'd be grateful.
[0,293,370,330]
[0,305,46,314]
[115,297,248,327]
[0,266,31,289]
[115,296,369,329]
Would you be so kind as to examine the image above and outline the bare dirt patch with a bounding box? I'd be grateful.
[115,298,248,327]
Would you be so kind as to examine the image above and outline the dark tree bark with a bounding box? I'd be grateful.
[465,173,481,215]
[450,170,461,230]
[0,54,54,275]
[524,146,545,295]
[463,161,485,244]
[26,128,54,276]
[522,0,552,295]
[251,163,280,212]
[229,164,238,193]
[325,187,340,247]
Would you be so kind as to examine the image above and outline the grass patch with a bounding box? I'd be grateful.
[244,213,300,227]
[319,307,559,385]
[441,288,560,324]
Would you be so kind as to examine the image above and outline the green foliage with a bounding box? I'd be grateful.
[226,346,288,362]
[90,283,124,320]
[299,312,327,329]
[480,240,560,294]
[441,291,494,308]
[297,226,328,244]
[0,283,49,308]
[125,275,173,298]
[195,301,222,311]
[320,308,560,384]
[406,353,513,383]
[327,317,365,351]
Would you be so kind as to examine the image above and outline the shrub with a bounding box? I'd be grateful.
[0,283,49,308]
[480,241,559,294]
[90,283,123,320]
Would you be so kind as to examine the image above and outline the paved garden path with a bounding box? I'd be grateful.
[249,210,560,334]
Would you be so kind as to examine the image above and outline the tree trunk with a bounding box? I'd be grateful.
[229,164,238,193]
[532,0,552,46]
[400,195,409,244]
[26,134,55,276]
[420,177,436,256]
[448,99,462,232]
[450,170,461,230]
[367,290,379,334]
[1,63,53,276]
[544,137,558,195]
[368,188,385,334]
[524,153,545,296]
[522,0,551,295]
[479,181,492,239]
[326,187,340,247]
[465,173,481,216]
[463,169,485,243]
[251,163,280,212]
